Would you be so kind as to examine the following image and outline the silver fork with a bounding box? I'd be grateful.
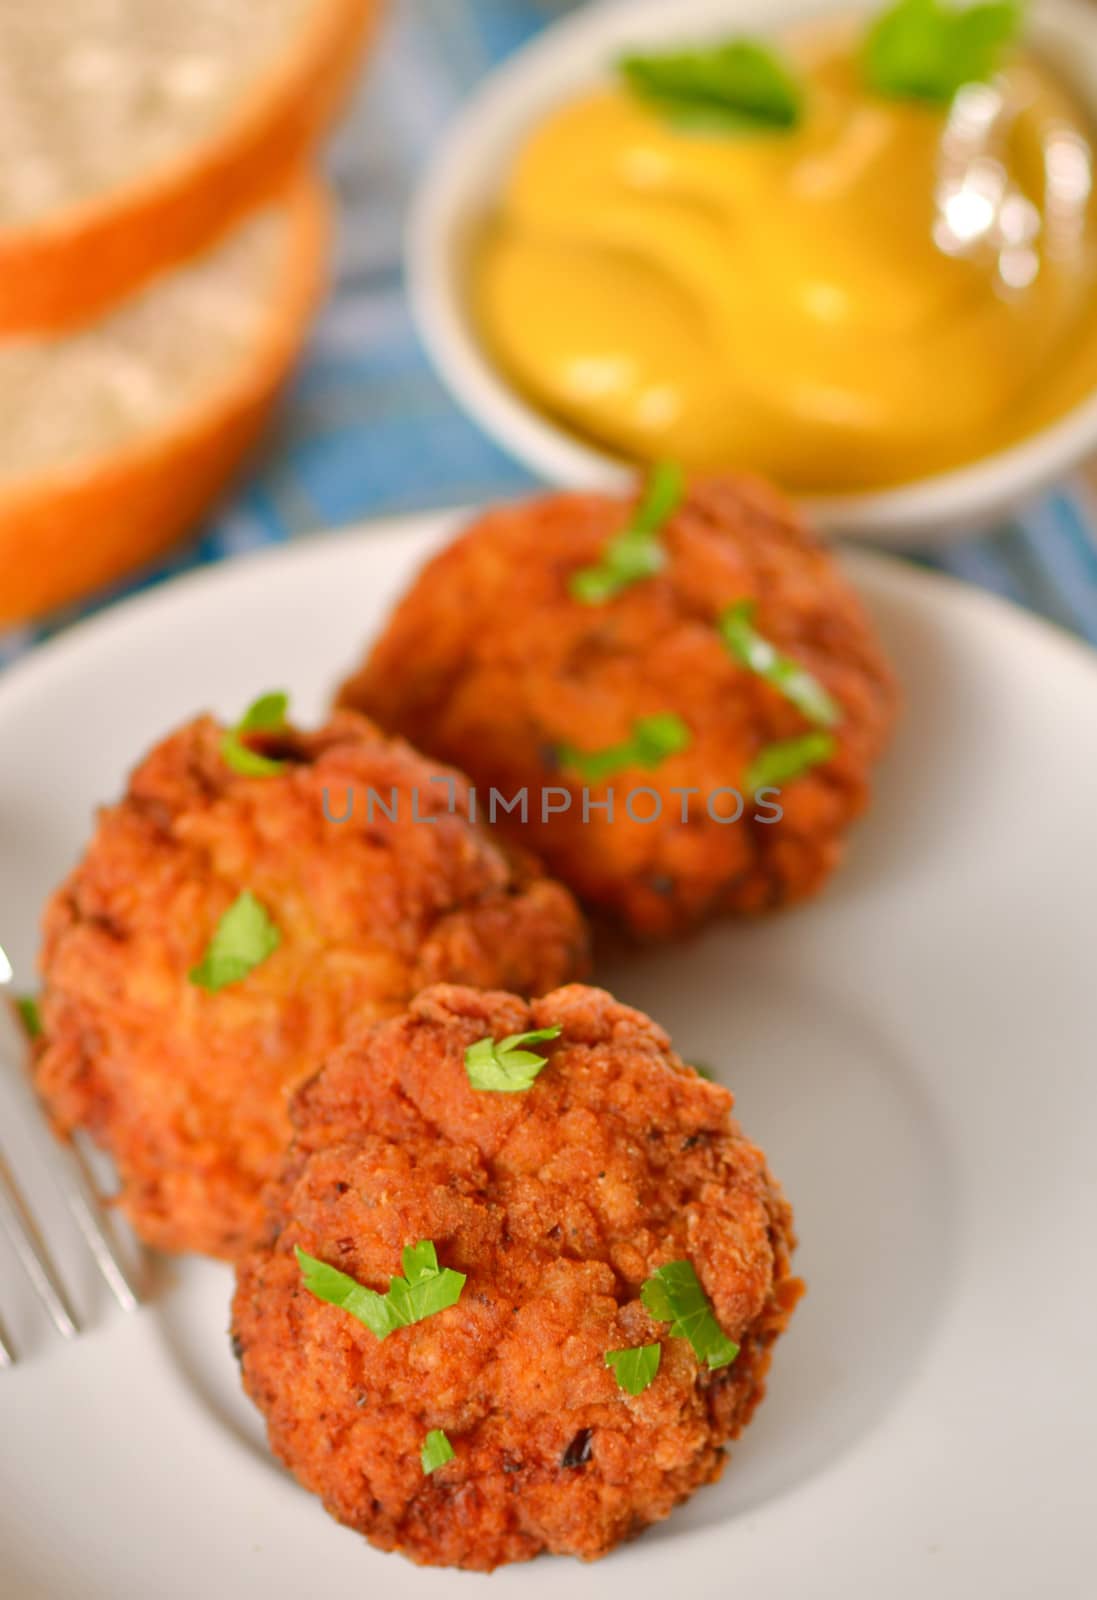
[0,942,141,1366]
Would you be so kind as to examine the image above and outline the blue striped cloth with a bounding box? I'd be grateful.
[3,0,1096,668]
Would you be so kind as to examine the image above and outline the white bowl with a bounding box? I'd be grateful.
[408,0,1097,546]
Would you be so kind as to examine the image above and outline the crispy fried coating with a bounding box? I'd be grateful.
[233,984,801,1570]
[338,474,897,938]
[35,714,588,1258]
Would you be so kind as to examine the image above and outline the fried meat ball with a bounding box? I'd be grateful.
[35,713,588,1258]
[232,983,801,1570]
[338,474,897,938]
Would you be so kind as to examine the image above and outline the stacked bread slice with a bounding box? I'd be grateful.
[0,0,379,624]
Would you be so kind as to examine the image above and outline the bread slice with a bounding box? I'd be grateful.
[0,0,376,331]
[0,177,329,625]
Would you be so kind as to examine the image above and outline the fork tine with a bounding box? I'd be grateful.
[53,1138,141,1314]
[0,1149,79,1339]
[0,1315,14,1367]
[1,951,142,1329]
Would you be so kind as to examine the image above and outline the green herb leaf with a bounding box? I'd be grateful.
[746,731,837,793]
[631,460,686,537]
[570,463,684,604]
[620,40,803,133]
[465,1025,562,1093]
[220,690,291,777]
[401,1239,443,1284]
[687,1060,715,1081]
[385,1240,467,1327]
[558,712,691,782]
[295,1247,398,1339]
[296,1240,466,1340]
[570,537,664,605]
[237,691,290,733]
[719,601,841,728]
[605,1342,662,1395]
[555,739,628,785]
[632,711,693,764]
[189,891,281,992]
[421,1429,455,1474]
[641,1260,739,1369]
[864,0,1023,104]
[15,995,42,1040]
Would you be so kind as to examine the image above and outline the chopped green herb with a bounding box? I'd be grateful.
[386,1241,467,1327]
[864,0,1023,105]
[633,712,692,764]
[221,745,283,779]
[189,891,281,992]
[555,740,620,785]
[220,690,291,777]
[296,1240,466,1339]
[620,39,803,133]
[465,1025,562,1093]
[746,731,836,794]
[421,1429,455,1475]
[558,712,691,783]
[641,1260,739,1369]
[570,462,684,603]
[15,996,42,1040]
[605,1342,662,1395]
[719,601,841,728]
[687,1060,715,1081]
[295,1248,397,1339]
[239,691,290,732]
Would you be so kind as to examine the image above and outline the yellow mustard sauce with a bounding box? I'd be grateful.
[473,23,1097,492]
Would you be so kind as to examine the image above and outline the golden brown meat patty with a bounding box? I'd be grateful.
[233,983,801,1570]
[35,713,588,1259]
[338,473,897,938]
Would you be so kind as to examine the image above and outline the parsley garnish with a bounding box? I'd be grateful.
[687,1060,715,1081]
[465,1025,562,1093]
[746,731,836,793]
[421,1429,455,1474]
[15,996,42,1039]
[557,712,691,782]
[570,462,684,604]
[605,1343,662,1395]
[620,40,803,133]
[189,891,281,992]
[641,1260,739,1369]
[296,1241,466,1339]
[221,691,290,777]
[719,601,841,728]
[864,0,1023,104]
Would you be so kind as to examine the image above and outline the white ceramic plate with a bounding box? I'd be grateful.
[0,514,1094,1599]
[408,0,1097,543]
